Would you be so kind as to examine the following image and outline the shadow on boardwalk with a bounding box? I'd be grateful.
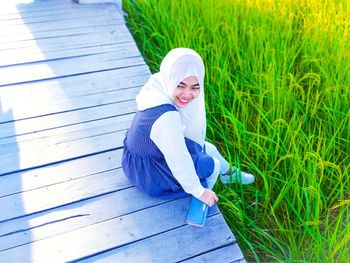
[0,99,32,258]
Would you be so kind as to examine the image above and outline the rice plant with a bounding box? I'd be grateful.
[123,0,350,261]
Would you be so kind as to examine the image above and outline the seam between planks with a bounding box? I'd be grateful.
[0,146,123,177]
[0,61,145,88]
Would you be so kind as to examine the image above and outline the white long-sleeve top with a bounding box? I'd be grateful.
[150,111,205,199]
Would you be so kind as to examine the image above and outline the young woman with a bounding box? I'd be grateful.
[122,48,254,207]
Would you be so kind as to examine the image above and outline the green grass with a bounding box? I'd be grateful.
[122,0,350,261]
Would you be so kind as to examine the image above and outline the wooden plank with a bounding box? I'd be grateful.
[0,45,145,87]
[0,1,124,29]
[0,0,100,14]
[0,83,139,126]
[0,112,134,153]
[0,12,121,29]
[0,85,138,125]
[0,5,121,26]
[0,9,71,21]
[0,32,131,52]
[0,24,122,44]
[0,0,118,16]
[0,121,127,176]
[76,214,234,263]
[0,42,136,67]
[0,29,133,62]
[0,99,136,141]
[0,188,174,251]
[0,14,124,38]
[0,64,148,101]
[0,108,133,151]
[0,25,130,52]
[0,149,123,197]
[0,3,118,20]
[0,110,134,147]
[0,97,136,136]
[0,15,123,34]
[0,198,222,263]
[0,21,124,40]
[0,65,150,124]
[0,26,133,53]
[0,167,130,222]
[182,245,246,263]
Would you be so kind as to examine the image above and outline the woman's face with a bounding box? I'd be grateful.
[172,75,200,108]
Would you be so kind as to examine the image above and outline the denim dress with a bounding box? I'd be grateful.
[122,104,214,199]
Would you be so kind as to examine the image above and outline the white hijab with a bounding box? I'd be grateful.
[136,48,206,147]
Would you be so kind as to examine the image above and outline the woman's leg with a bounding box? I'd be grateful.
[204,142,230,174]
[206,157,220,189]
[204,142,229,188]
[204,141,255,185]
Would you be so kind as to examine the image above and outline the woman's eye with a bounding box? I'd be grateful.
[177,85,185,88]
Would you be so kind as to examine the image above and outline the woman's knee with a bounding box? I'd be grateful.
[204,141,218,155]
[206,157,220,189]
[212,157,220,176]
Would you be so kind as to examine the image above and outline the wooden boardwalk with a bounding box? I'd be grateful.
[0,1,245,262]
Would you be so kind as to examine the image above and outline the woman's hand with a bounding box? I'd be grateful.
[199,188,219,207]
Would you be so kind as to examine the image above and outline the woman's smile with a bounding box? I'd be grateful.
[176,97,191,105]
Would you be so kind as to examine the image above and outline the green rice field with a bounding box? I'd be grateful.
[122,0,350,261]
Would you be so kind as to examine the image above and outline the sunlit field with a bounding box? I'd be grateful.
[123,0,350,261]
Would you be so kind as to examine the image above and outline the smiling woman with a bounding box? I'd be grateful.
[121,48,254,208]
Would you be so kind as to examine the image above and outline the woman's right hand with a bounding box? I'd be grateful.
[199,188,219,207]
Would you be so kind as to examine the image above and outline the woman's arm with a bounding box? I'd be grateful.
[150,111,205,199]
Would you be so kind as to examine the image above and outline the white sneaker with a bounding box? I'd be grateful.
[220,167,255,185]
